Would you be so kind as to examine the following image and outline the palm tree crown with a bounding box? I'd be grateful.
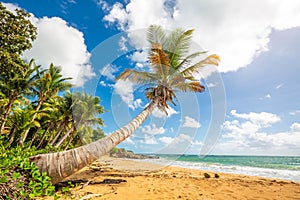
[117,25,220,114]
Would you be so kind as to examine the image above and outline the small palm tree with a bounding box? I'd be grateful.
[0,60,39,134]
[46,93,75,147]
[29,25,220,184]
[54,92,105,148]
[20,64,72,145]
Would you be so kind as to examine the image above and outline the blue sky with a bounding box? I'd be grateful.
[2,0,300,156]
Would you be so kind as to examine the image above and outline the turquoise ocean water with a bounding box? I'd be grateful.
[143,155,300,182]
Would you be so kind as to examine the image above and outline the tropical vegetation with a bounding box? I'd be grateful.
[29,25,220,184]
[0,3,105,198]
[0,2,220,197]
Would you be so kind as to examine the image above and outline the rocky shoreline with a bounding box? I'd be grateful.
[109,148,159,159]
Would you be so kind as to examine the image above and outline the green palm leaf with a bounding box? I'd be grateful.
[147,25,167,46]
[174,51,208,70]
[167,28,194,68]
[179,54,220,77]
[116,68,158,84]
[117,25,220,114]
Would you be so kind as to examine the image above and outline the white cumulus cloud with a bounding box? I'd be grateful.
[207,82,218,88]
[130,50,148,63]
[102,2,128,30]
[24,17,94,87]
[222,120,300,148]
[182,116,201,128]
[289,110,300,116]
[159,134,193,145]
[102,0,300,73]
[142,124,165,135]
[100,64,118,80]
[131,98,143,110]
[118,36,128,51]
[158,136,174,145]
[114,79,134,105]
[144,134,158,144]
[4,3,95,87]
[123,137,135,145]
[113,80,144,110]
[230,110,280,128]
[218,110,300,155]
[151,106,178,118]
[291,123,300,132]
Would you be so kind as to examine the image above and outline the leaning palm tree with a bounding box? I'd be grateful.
[29,25,220,184]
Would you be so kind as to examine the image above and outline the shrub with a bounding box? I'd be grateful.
[0,142,56,199]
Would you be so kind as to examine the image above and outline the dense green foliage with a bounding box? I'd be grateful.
[0,3,36,78]
[0,2,105,150]
[0,3,106,198]
[0,3,36,54]
[0,139,56,199]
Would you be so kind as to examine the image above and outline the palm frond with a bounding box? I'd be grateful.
[188,81,205,92]
[167,28,194,68]
[169,74,185,86]
[147,25,167,46]
[173,81,205,93]
[174,51,208,70]
[178,54,220,77]
[149,44,170,66]
[116,68,158,84]
[149,43,170,80]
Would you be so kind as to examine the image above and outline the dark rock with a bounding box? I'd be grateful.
[110,148,159,159]
[204,173,211,178]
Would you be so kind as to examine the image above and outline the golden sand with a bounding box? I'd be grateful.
[60,156,300,200]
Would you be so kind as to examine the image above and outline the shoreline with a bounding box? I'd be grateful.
[62,156,300,200]
[137,157,300,182]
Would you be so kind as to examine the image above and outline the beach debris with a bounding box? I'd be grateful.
[55,178,127,190]
[55,179,89,190]
[99,178,127,184]
[204,173,211,178]
[79,193,103,200]
[214,174,220,178]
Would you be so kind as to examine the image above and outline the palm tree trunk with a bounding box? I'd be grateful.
[54,124,75,148]
[63,128,78,150]
[0,95,17,134]
[20,99,43,146]
[50,122,65,146]
[29,99,158,184]
[37,124,52,149]
[55,117,82,148]
[29,127,41,147]
[8,128,17,145]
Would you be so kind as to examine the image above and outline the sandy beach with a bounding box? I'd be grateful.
[57,156,300,200]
